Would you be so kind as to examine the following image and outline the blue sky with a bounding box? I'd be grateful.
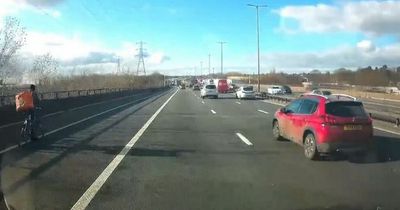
[2,0,400,75]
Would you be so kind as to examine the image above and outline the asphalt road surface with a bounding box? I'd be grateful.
[2,87,400,210]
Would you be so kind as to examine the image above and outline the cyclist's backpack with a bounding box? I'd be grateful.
[15,91,34,112]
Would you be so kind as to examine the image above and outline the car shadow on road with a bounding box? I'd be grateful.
[323,135,400,164]
[129,148,195,157]
[296,204,363,210]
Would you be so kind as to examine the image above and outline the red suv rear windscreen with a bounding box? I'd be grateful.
[325,101,367,117]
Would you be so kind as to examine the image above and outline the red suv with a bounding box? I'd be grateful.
[272,94,373,160]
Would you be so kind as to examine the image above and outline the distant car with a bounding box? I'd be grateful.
[201,84,218,99]
[193,84,200,91]
[236,86,255,100]
[272,94,373,160]
[281,85,292,94]
[267,86,283,95]
[310,89,332,96]
[179,84,186,89]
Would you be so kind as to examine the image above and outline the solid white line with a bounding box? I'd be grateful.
[211,110,216,114]
[0,122,21,129]
[374,126,400,136]
[236,133,253,146]
[0,145,19,154]
[0,91,169,155]
[71,89,178,210]
[257,110,269,114]
[236,102,241,104]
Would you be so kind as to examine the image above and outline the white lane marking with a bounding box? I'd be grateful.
[262,100,285,107]
[257,110,269,114]
[374,127,400,136]
[44,93,158,137]
[0,122,21,129]
[236,102,241,105]
[201,101,205,104]
[0,93,147,130]
[236,133,253,146]
[0,91,170,155]
[71,89,178,210]
[211,110,216,114]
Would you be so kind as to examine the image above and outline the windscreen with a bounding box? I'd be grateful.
[243,86,253,91]
[206,85,216,89]
[326,101,368,117]
[322,91,332,95]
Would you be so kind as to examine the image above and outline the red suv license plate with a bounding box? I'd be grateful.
[344,125,362,130]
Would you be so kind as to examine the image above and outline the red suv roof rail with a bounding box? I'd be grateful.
[328,94,357,101]
[300,93,328,99]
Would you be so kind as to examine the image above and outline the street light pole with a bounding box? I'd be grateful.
[248,3,267,92]
[200,61,203,76]
[217,41,227,76]
[208,54,211,75]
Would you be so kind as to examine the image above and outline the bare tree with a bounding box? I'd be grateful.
[31,53,58,87]
[0,17,27,85]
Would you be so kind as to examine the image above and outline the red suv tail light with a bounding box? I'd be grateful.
[320,114,337,126]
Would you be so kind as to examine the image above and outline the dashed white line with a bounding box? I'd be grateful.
[71,89,178,210]
[201,101,205,104]
[211,110,216,114]
[236,133,253,146]
[257,110,269,114]
[236,102,241,105]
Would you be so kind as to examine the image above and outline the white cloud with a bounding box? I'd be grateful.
[147,52,170,65]
[260,41,400,71]
[357,40,376,52]
[22,31,103,61]
[278,1,400,36]
[0,0,62,21]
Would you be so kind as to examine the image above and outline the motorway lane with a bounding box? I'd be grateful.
[2,87,400,209]
[87,89,400,210]
[0,90,163,153]
[0,88,174,210]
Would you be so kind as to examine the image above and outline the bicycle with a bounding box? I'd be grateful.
[20,107,45,146]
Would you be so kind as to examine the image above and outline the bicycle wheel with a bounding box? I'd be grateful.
[20,122,30,145]
[35,122,45,140]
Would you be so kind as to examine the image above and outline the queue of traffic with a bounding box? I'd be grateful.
[180,81,373,161]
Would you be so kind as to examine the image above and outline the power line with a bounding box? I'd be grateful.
[136,41,147,75]
[217,41,227,75]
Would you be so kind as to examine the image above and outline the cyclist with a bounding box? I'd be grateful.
[27,84,40,139]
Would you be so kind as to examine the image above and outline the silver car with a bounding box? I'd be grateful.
[201,84,218,99]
